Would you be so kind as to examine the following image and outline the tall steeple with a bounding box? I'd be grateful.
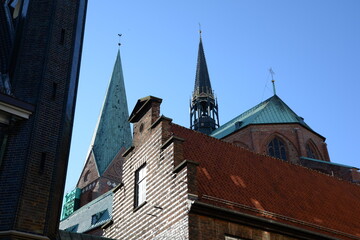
[91,49,132,175]
[62,49,132,218]
[190,34,219,135]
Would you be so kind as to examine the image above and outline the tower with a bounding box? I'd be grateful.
[190,34,219,135]
[74,49,132,209]
[0,0,87,239]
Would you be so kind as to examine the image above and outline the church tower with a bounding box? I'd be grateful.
[70,49,132,211]
[190,34,219,135]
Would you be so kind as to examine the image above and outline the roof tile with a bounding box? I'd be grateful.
[172,124,360,239]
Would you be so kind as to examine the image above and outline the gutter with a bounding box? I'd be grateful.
[189,200,357,240]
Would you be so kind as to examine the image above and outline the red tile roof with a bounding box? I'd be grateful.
[171,123,360,240]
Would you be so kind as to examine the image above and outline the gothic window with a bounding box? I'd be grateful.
[134,163,146,208]
[306,143,319,159]
[267,137,287,161]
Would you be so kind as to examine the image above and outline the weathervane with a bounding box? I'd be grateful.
[198,23,202,38]
[118,33,122,47]
[269,68,276,95]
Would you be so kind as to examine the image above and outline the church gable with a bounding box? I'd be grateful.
[102,146,128,183]
[76,150,100,190]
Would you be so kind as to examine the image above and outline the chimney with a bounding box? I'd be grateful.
[129,96,162,148]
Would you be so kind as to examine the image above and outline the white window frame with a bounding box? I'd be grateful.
[135,163,146,208]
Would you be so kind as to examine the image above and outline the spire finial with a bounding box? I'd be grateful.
[269,68,276,95]
[198,23,202,39]
[118,33,122,47]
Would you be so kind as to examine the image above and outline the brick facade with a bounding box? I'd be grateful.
[222,124,330,163]
[0,0,87,239]
[104,97,190,239]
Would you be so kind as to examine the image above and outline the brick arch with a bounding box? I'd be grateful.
[305,139,323,160]
[261,132,299,163]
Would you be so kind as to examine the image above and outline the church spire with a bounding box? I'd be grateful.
[190,34,219,135]
[91,49,132,175]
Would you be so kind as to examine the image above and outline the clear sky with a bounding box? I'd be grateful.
[64,0,360,194]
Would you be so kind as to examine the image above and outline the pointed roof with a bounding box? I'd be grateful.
[90,50,132,175]
[211,95,318,139]
[193,37,213,96]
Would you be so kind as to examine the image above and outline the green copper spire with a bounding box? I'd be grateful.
[91,50,132,175]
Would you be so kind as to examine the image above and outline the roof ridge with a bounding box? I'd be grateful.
[172,122,358,186]
[172,122,283,160]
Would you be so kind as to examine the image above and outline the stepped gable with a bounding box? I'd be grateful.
[171,123,360,239]
[212,95,320,139]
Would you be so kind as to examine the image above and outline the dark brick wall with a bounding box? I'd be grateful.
[0,0,87,239]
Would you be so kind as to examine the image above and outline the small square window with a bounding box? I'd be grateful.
[91,210,106,225]
[135,164,146,208]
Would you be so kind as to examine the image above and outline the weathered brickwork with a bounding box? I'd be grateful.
[222,124,330,163]
[0,0,87,239]
[189,214,299,240]
[104,99,190,239]
[76,149,124,207]
[104,125,189,240]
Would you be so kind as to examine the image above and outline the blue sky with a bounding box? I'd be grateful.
[64,0,360,194]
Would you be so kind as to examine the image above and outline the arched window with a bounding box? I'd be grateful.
[267,137,287,161]
[306,143,319,159]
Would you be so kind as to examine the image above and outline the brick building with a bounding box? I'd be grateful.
[102,95,360,240]
[0,0,89,239]
[59,35,360,239]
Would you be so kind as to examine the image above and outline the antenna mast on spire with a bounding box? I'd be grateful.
[269,68,276,95]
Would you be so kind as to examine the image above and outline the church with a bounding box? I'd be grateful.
[59,33,360,240]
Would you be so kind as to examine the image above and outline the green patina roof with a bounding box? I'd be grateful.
[91,50,132,175]
[211,95,312,139]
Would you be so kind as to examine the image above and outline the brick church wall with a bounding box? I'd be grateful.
[222,124,330,163]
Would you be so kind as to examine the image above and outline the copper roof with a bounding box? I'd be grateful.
[211,95,319,139]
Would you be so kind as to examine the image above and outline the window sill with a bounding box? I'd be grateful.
[133,201,147,212]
